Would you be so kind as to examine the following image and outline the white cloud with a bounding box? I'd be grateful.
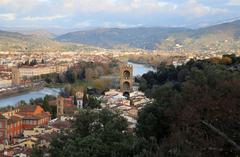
[0,0,48,14]
[22,15,68,21]
[102,21,142,28]
[74,21,92,28]
[62,0,177,14]
[0,0,228,18]
[0,0,11,4]
[178,0,228,17]
[0,13,16,20]
[227,0,240,6]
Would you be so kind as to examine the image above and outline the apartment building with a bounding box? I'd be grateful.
[12,64,69,85]
[0,105,51,144]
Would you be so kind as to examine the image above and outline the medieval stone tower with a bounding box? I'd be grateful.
[57,96,64,117]
[120,64,133,97]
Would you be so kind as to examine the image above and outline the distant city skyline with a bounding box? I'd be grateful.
[0,0,240,29]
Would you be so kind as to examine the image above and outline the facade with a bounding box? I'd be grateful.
[0,115,7,144]
[6,116,23,142]
[18,106,51,130]
[120,64,133,97]
[11,64,69,85]
[0,79,12,88]
[0,106,51,144]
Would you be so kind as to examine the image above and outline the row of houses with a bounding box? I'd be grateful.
[100,89,152,129]
[0,105,51,145]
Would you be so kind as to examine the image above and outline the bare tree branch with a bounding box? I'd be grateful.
[201,120,240,151]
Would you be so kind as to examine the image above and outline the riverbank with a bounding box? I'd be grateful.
[128,60,157,67]
[0,83,44,99]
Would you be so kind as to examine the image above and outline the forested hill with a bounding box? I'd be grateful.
[56,27,190,50]
[56,20,240,51]
[0,29,100,52]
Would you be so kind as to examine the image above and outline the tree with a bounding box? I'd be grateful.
[83,90,88,108]
[30,146,44,157]
[66,70,76,84]
[48,109,155,157]
[137,103,170,142]
[73,95,77,106]
[137,57,240,156]
[85,96,101,109]
[42,96,51,113]
[30,59,37,66]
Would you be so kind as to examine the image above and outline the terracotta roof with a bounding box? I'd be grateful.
[18,105,38,112]
[36,132,58,142]
[23,112,50,120]
[51,120,71,129]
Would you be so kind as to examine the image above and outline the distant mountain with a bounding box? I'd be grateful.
[0,30,100,52]
[56,20,240,51]
[56,27,190,50]
[19,29,56,38]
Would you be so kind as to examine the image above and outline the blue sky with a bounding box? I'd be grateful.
[0,0,240,29]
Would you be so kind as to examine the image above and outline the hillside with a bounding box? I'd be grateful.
[56,20,240,51]
[0,30,100,52]
[56,27,190,50]
[19,29,56,38]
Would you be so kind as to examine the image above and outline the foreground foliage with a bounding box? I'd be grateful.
[48,109,156,157]
[137,55,240,157]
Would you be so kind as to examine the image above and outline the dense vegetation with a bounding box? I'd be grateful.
[32,109,156,157]
[137,54,240,156]
[43,60,119,90]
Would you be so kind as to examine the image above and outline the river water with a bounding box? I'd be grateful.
[0,62,155,107]
[0,88,61,107]
[128,62,156,76]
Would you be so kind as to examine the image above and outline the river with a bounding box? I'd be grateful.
[0,88,61,107]
[0,62,154,107]
[128,62,156,76]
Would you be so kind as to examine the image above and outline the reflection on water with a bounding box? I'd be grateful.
[0,88,60,107]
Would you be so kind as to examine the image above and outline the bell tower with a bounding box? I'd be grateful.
[120,64,133,98]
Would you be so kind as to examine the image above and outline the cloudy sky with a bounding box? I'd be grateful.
[0,0,240,29]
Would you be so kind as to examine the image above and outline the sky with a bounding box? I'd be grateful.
[0,0,240,29]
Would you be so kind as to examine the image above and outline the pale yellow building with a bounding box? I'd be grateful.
[12,64,69,85]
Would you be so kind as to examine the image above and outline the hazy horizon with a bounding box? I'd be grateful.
[1,0,240,31]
